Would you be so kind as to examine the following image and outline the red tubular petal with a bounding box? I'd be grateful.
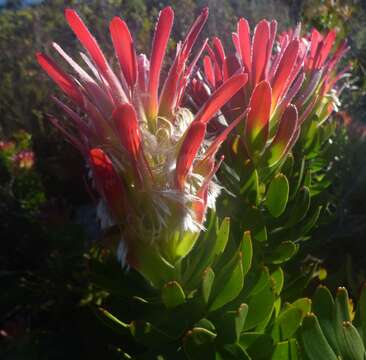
[271,39,299,109]
[265,20,278,77]
[251,20,270,86]
[110,17,137,89]
[212,37,226,67]
[147,6,174,119]
[193,155,224,223]
[65,9,126,102]
[175,122,206,190]
[267,104,298,166]
[112,104,142,182]
[223,55,241,81]
[204,108,249,160]
[307,29,321,71]
[245,81,271,155]
[204,55,216,87]
[237,18,251,74]
[194,73,248,124]
[37,52,83,106]
[65,9,109,74]
[158,9,208,118]
[316,30,336,69]
[89,148,125,217]
[181,7,209,58]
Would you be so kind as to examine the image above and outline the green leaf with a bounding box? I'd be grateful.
[242,206,267,242]
[217,344,251,359]
[215,304,248,344]
[214,217,230,256]
[210,254,244,311]
[286,187,311,227]
[271,339,299,360]
[241,231,253,276]
[291,298,311,318]
[312,286,339,352]
[272,307,302,342]
[161,281,186,309]
[183,327,216,359]
[301,314,338,360]
[240,160,260,204]
[267,241,298,264]
[265,174,289,217]
[244,280,275,330]
[341,321,366,360]
[202,267,215,305]
[93,307,129,336]
[354,284,366,345]
[271,267,284,296]
[240,333,274,359]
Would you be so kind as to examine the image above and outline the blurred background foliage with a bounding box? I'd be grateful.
[0,0,365,358]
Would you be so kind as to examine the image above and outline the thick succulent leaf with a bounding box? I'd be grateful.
[210,253,244,311]
[271,339,299,360]
[161,281,186,309]
[265,173,289,217]
[240,231,253,276]
[301,314,338,360]
[267,241,298,264]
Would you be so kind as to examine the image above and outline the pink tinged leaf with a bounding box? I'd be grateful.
[112,103,143,184]
[245,81,271,156]
[147,6,174,119]
[193,155,224,224]
[89,148,126,217]
[194,73,248,124]
[237,18,251,75]
[204,55,216,87]
[267,105,298,166]
[251,20,270,86]
[110,17,137,89]
[271,39,299,110]
[175,122,206,191]
[36,52,83,106]
[65,9,127,103]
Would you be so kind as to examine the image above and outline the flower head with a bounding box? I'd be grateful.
[190,20,349,167]
[37,7,247,285]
